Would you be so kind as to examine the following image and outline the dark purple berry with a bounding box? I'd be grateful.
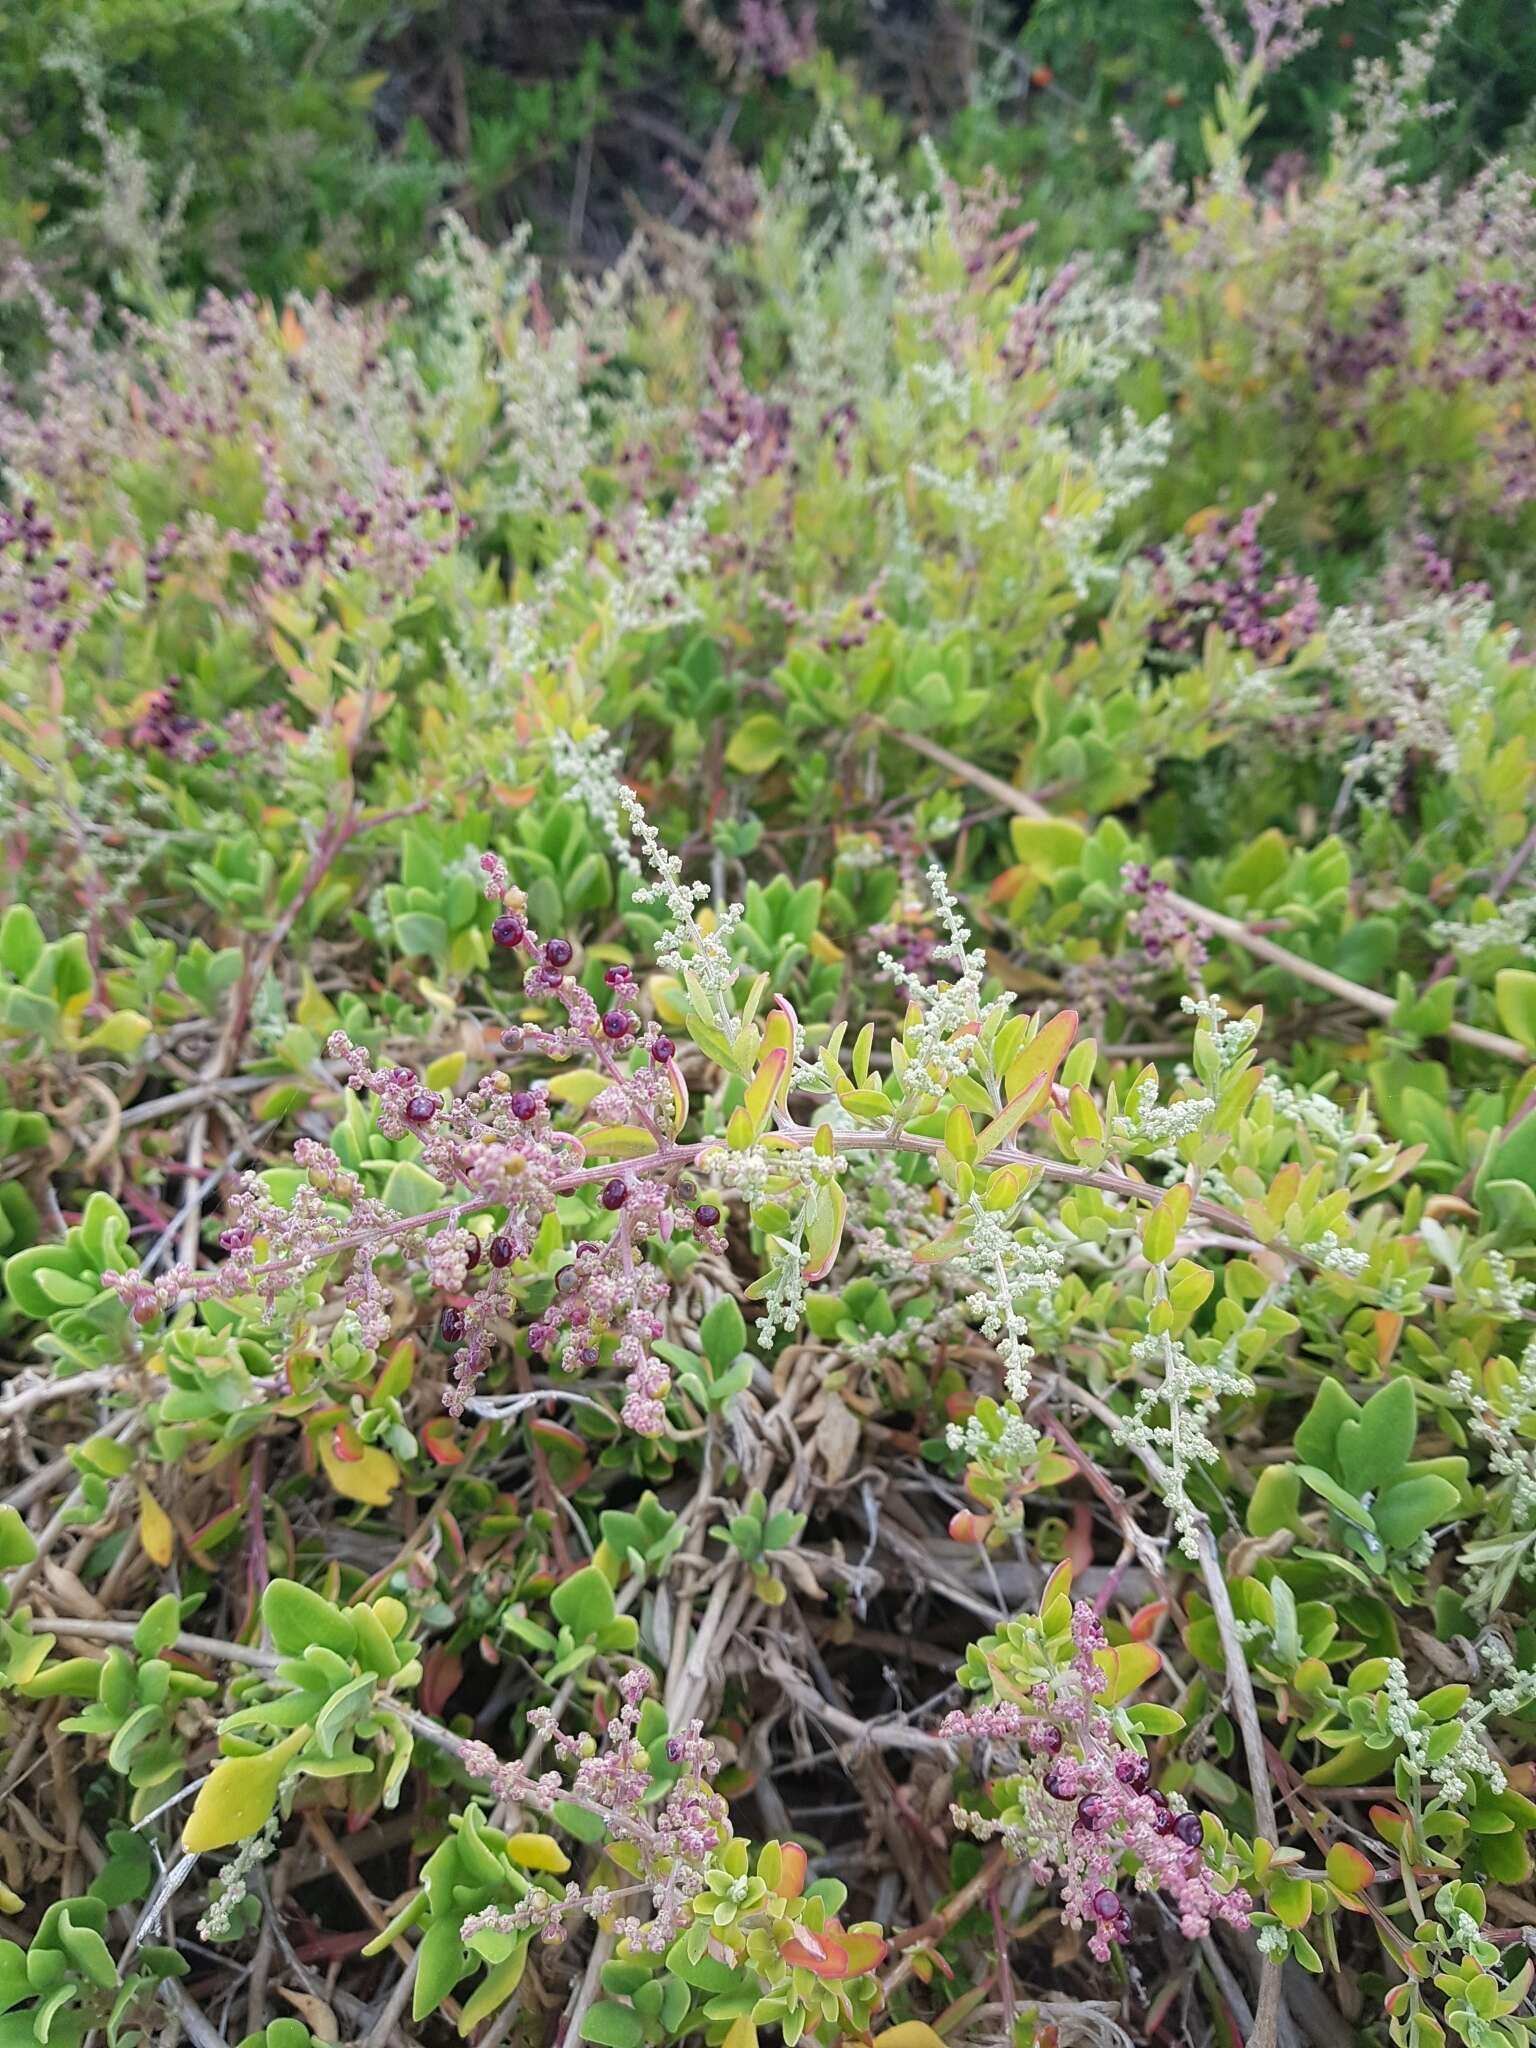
[1075,1795,1106,1833]
[1043,1766,1073,1801]
[500,1026,525,1053]
[600,1178,628,1211]
[666,1739,683,1763]
[1152,1806,1178,1836]
[601,1010,633,1039]
[404,1093,437,1125]
[578,1344,601,1366]
[535,966,564,990]
[464,1234,482,1271]
[555,1265,581,1294]
[652,1035,676,1064]
[1115,1754,1151,1793]
[489,1235,514,1268]
[544,937,573,968]
[603,965,633,987]
[441,1306,465,1344]
[1092,1888,1120,1921]
[695,1203,721,1228]
[1174,1812,1204,1849]
[509,1091,539,1121]
[1036,1724,1063,1756]
[491,913,525,949]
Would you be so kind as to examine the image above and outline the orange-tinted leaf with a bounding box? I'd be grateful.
[839,1928,888,1974]
[1093,1641,1162,1705]
[774,1843,808,1899]
[1128,1600,1169,1642]
[781,1928,850,1978]
[1325,1842,1376,1894]
[948,1511,993,1545]
[421,1417,463,1466]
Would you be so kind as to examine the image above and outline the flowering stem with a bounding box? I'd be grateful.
[881,721,1529,1063]
[1047,1375,1287,2047]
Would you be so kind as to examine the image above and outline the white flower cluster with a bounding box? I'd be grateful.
[602,438,749,642]
[1431,896,1536,962]
[1472,1249,1536,1318]
[550,727,641,872]
[880,864,1011,1096]
[1310,1229,1370,1277]
[953,1198,1061,1410]
[1115,1330,1254,1548]
[1327,585,1496,784]
[552,725,743,1027]
[1451,1339,1536,1531]
[1180,993,1260,1066]
[1111,1073,1215,1147]
[945,1403,1039,1464]
[1258,1075,1384,1157]
[1330,0,1456,175]
[445,547,580,721]
[1384,1657,1503,1805]
[1049,408,1173,600]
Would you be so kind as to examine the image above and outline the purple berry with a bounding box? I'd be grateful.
[578,1344,601,1366]
[1036,1724,1063,1756]
[666,1739,683,1763]
[600,1178,628,1211]
[1043,1765,1073,1801]
[651,1035,676,1064]
[544,937,574,968]
[1075,1795,1106,1834]
[555,1265,581,1294]
[500,1025,525,1053]
[489,1235,514,1268]
[404,1093,437,1125]
[441,1306,465,1344]
[491,913,525,949]
[509,1091,539,1121]
[1115,1754,1151,1793]
[1152,1806,1178,1836]
[1174,1812,1204,1849]
[1092,1889,1120,1921]
[601,1009,633,1039]
[603,965,633,987]
[695,1203,721,1228]
[464,1234,482,1271]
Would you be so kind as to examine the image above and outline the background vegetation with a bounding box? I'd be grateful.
[3,7,1536,2048]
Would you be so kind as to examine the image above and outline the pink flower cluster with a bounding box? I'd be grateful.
[106,857,725,1440]
[942,1602,1251,1960]
[1146,498,1320,664]
[458,1668,729,1952]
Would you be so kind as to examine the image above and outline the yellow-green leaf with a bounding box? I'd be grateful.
[183,1726,310,1854]
[578,1125,658,1161]
[505,1832,571,1874]
[317,1434,400,1507]
[137,1485,174,1568]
